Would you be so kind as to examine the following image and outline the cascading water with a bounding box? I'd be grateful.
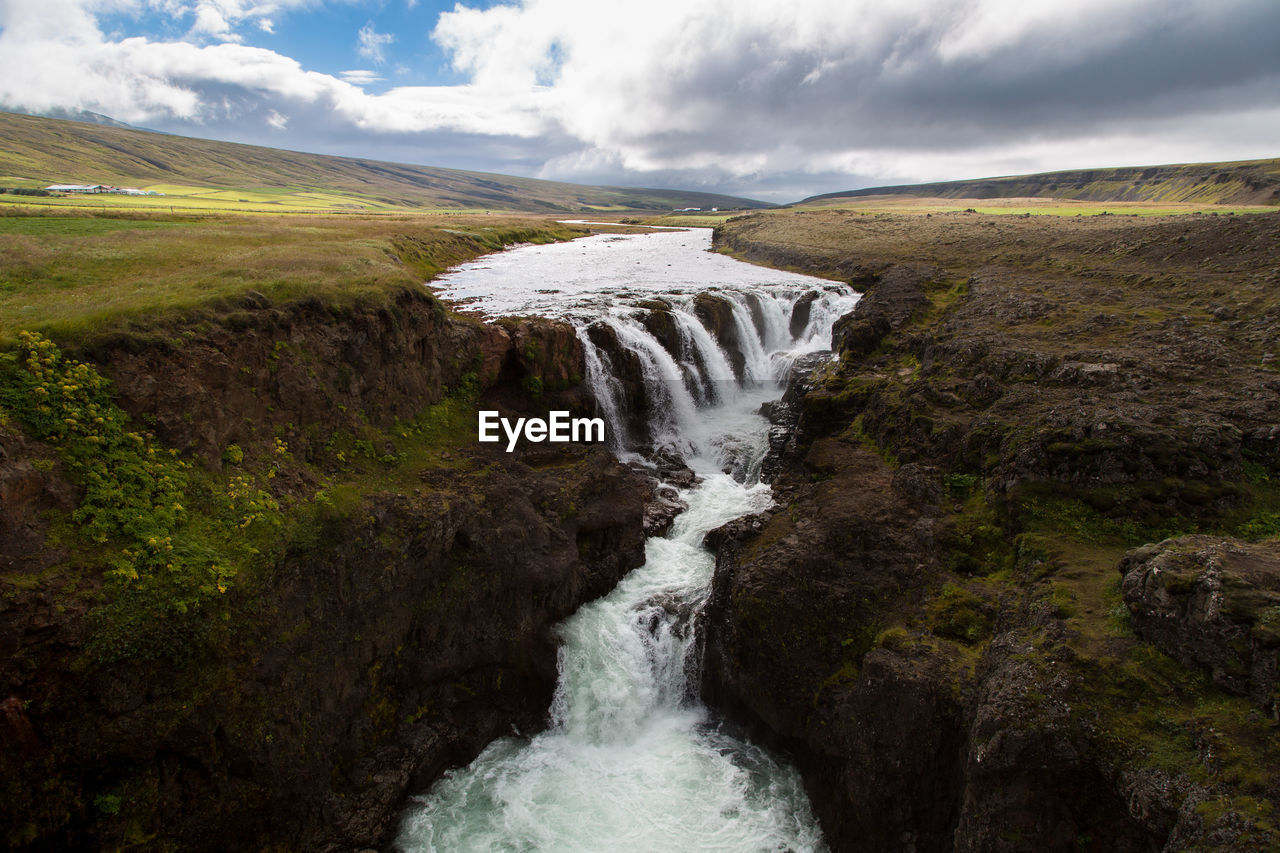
[394,228,857,852]
[577,330,630,451]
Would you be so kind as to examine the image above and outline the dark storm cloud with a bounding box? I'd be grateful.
[622,0,1280,160]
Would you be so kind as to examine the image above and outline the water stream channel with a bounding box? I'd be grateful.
[393,228,857,852]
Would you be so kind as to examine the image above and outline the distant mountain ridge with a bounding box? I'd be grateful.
[801,159,1280,207]
[0,111,770,213]
[0,105,141,130]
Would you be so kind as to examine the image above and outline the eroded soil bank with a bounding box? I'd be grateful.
[703,210,1280,852]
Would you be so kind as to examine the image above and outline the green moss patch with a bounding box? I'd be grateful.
[0,333,287,662]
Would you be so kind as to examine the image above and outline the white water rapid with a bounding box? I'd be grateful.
[394,228,857,852]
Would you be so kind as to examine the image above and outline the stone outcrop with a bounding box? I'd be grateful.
[693,292,746,378]
[831,264,937,357]
[79,289,593,468]
[789,290,820,338]
[700,437,957,851]
[1120,536,1280,712]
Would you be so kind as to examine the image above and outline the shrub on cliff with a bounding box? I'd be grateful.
[0,332,280,662]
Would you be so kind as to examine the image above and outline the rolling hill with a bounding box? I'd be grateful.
[800,158,1280,208]
[0,111,769,213]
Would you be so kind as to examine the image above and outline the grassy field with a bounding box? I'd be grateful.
[801,157,1280,207]
[0,208,586,343]
[788,194,1277,216]
[1,185,410,214]
[631,196,1278,226]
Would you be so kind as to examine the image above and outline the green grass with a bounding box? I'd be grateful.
[0,215,186,236]
[0,183,424,215]
[639,214,737,227]
[0,209,585,343]
[0,333,258,662]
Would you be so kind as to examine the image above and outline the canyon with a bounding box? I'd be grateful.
[2,211,1279,852]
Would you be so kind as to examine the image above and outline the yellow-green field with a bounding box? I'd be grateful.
[16,190,1272,221]
[0,208,586,343]
[0,184,466,215]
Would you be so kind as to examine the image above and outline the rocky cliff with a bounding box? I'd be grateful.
[703,210,1280,852]
[0,290,647,850]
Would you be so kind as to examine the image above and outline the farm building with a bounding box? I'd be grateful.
[45,184,106,193]
[44,184,159,196]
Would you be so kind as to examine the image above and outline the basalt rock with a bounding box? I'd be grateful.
[693,292,746,379]
[831,264,936,357]
[789,290,820,339]
[743,292,769,342]
[700,438,957,851]
[505,316,585,391]
[759,351,831,483]
[703,210,1280,851]
[0,441,646,853]
[0,426,77,574]
[1120,536,1280,712]
[700,437,1194,852]
[640,308,714,404]
[640,309,682,360]
[640,481,688,537]
[85,289,590,468]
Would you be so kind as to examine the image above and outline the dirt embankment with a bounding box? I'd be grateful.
[703,210,1280,852]
[0,293,648,851]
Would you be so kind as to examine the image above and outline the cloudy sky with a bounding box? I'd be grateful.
[1,0,1278,202]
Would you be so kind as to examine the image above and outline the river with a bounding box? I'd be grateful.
[393,227,857,852]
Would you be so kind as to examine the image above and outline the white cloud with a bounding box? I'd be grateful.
[0,0,1277,200]
[357,21,394,64]
[339,69,382,86]
[430,0,1280,191]
[173,0,314,42]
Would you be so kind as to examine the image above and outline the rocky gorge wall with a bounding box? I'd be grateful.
[0,289,647,850]
[701,211,1280,852]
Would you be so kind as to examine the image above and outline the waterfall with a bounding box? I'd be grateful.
[572,287,855,458]
[396,229,855,852]
[578,328,629,452]
[604,316,702,453]
[751,290,794,355]
[671,308,736,405]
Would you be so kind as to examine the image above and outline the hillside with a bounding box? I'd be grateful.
[801,158,1280,207]
[0,111,768,213]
